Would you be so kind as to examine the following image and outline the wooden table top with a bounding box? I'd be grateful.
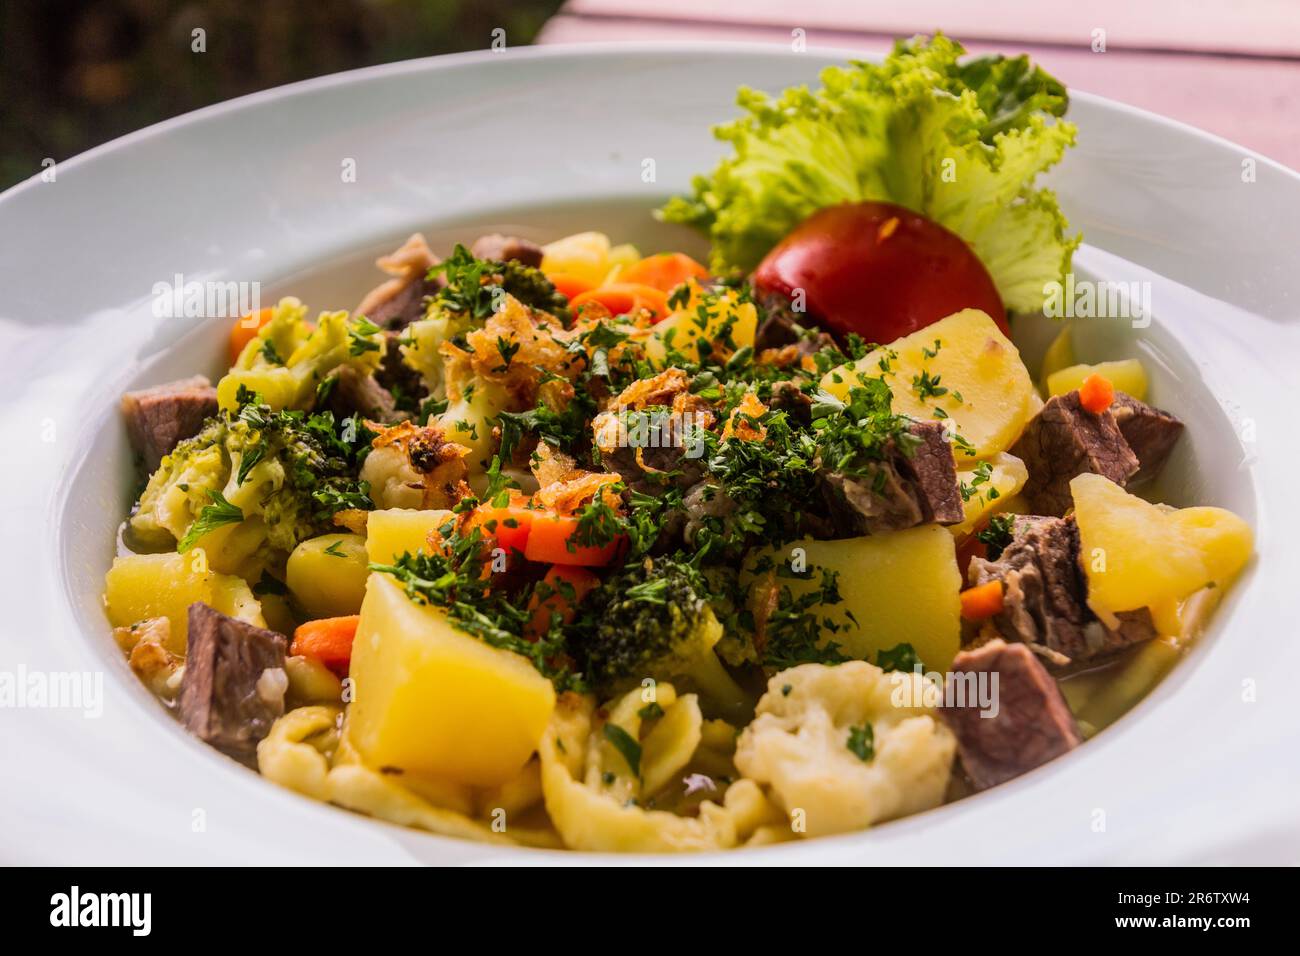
[539,0,1300,170]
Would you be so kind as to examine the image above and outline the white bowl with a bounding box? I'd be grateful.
[2,43,1298,865]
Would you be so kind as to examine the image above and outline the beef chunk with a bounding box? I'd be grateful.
[941,639,1083,789]
[751,286,837,354]
[763,379,819,429]
[356,233,441,330]
[365,275,439,330]
[820,420,963,535]
[1110,392,1183,483]
[178,603,288,756]
[374,330,427,411]
[323,365,403,425]
[121,375,218,472]
[969,514,1155,668]
[469,233,544,268]
[601,432,705,493]
[898,420,964,525]
[1010,390,1139,516]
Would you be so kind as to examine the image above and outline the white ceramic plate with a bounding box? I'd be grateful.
[2,43,1298,865]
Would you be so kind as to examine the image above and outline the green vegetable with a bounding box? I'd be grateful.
[430,244,569,320]
[574,557,750,719]
[876,642,922,673]
[370,536,583,692]
[977,512,1016,559]
[659,34,1078,313]
[216,298,385,411]
[846,724,875,762]
[130,392,374,572]
[176,489,243,552]
[602,723,643,777]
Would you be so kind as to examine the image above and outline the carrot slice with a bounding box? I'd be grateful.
[1078,372,1115,414]
[291,615,360,676]
[570,283,669,322]
[526,565,599,637]
[548,272,597,302]
[229,308,273,364]
[523,513,623,566]
[618,252,709,292]
[960,581,1005,621]
[467,498,535,557]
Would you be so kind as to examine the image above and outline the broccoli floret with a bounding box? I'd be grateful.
[575,557,750,720]
[430,244,569,320]
[130,393,373,575]
[216,297,385,411]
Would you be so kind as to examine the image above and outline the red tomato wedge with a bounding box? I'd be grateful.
[753,201,1007,345]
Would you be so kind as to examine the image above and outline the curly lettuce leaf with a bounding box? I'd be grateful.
[659,34,1079,314]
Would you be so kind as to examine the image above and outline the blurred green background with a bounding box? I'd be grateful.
[0,0,565,191]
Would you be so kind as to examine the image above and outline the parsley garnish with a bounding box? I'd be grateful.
[846,724,875,762]
[877,643,922,673]
[177,489,243,552]
[603,723,642,777]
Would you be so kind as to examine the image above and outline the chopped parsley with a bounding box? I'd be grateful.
[177,490,243,552]
[602,723,642,777]
[846,724,875,762]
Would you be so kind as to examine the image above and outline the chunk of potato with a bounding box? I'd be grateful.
[104,552,264,655]
[819,309,1037,459]
[540,231,635,285]
[747,525,961,672]
[347,573,556,786]
[950,452,1029,538]
[1071,474,1253,617]
[365,508,455,565]
[1046,358,1148,401]
[643,288,756,366]
[437,378,511,484]
[286,533,369,618]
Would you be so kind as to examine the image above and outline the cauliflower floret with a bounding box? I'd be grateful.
[361,422,470,510]
[734,661,955,838]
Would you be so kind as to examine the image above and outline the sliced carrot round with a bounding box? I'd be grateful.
[466,497,536,559]
[523,513,623,566]
[960,581,1005,621]
[547,272,598,302]
[291,615,360,677]
[618,252,709,292]
[527,565,600,637]
[570,283,669,322]
[1078,372,1116,414]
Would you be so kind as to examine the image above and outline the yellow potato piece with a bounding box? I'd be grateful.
[1046,359,1148,401]
[104,552,264,655]
[540,231,612,285]
[365,508,454,565]
[644,288,756,366]
[347,573,556,787]
[950,452,1029,538]
[819,309,1036,459]
[1071,474,1253,616]
[286,533,369,619]
[748,525,961,672]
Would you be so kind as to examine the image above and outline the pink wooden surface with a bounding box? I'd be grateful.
[539,2,1300,170]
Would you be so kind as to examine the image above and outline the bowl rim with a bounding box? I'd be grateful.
[2,39,1297,210]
